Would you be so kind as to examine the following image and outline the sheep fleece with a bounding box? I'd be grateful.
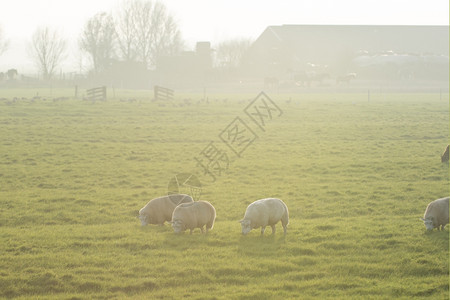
[171,201,216,233]
[241,198,289,235]
[423,197,449,230]
[139,194,193,226]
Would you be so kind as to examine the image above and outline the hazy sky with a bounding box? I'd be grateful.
[0,0,448,73]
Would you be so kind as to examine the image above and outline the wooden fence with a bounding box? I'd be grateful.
[154,86,174,101]
[86,86,107,101]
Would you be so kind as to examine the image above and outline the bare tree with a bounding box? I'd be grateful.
[120,0,183,69]
[147,2,183,62]
[29,27,67,80]
[215,38,252,70]
[113,2,137,61]
[79,12,116,73]
[0,25,9,55]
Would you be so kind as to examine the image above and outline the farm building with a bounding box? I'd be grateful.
[156,42,213,87]
[242,25,449,82]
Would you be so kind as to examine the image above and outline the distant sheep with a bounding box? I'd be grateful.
[138,194,193,226]
[171,201,216,234]
[420,197,449,231]
[240,198,289,235]
[441,145,449,163]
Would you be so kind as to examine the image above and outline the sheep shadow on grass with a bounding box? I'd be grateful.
[423,228,449,251]
[237,234,286,257]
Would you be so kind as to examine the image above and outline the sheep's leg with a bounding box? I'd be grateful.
[200,227,205,234]
[271,225,276,235]
[283,225,287,235]
[190,229,193,234]
[261,226,265,235]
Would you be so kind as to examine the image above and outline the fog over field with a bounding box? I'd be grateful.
[0,0,448,75]
[0,1,448,299]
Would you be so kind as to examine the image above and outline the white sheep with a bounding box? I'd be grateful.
[239,198,289,235]
[420,197,449,231]
[441,145,449,162]
[138,194,193,226]
[171,201,216,234]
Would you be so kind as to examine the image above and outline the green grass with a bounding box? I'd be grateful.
[0,90,448,299]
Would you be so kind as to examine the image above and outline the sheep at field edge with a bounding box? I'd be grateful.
[138,194,193,226]
[441,145,449,163]
[420,197,449,231]
[239,198,289,235]
[171,201,216,234]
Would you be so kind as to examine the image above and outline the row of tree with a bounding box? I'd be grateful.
[79,1,183,74]
[0,0,252,82]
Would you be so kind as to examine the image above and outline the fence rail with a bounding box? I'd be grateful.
[154,86,174,101]
[86,86,106,101]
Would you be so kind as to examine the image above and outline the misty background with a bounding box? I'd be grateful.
[0,0,448,91]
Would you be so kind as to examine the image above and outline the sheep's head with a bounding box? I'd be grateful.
[239,219,252,235]
[139,214,148,226]
[420,217,434,231]
[171,219,184,233]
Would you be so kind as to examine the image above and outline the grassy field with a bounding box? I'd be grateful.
[0,89,448,299]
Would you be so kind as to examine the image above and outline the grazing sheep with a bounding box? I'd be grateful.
[138,194,193,226]
[171,201,216,234]
[420,197,449,231]
[239,198,289,235]
[441,145,449,163]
